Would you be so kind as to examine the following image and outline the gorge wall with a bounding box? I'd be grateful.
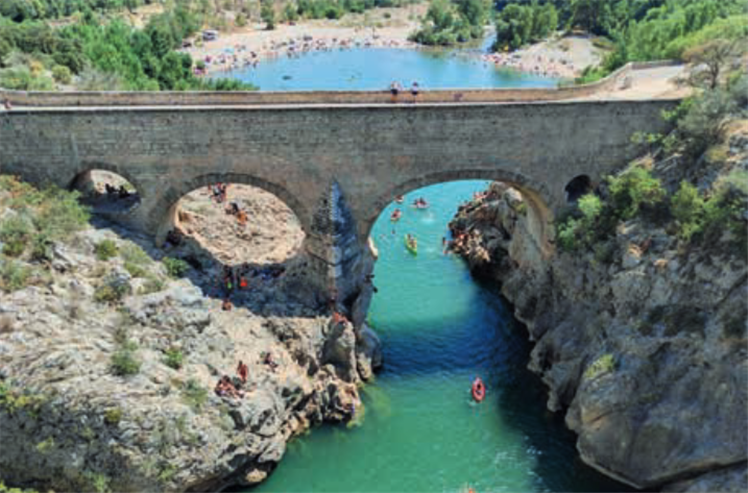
[449,126,748,491]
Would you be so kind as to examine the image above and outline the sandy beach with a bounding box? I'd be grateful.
[182,5,603,80]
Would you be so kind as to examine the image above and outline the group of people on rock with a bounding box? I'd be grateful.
[214,360,251,399]
[103,183,132,199]
[208,183,250,229]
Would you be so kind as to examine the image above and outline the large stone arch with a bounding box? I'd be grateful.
[361,168,555,256]
[67,162,146,197]
[148,172,311,245]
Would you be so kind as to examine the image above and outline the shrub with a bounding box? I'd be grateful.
[30,232,53,262]
[94,283,129,304]
[608,167,666,220]
[584,353,615,380]
[52,65,72,84]
[111,343,141,376]
[181,378,208,411]
[35,437,55,454]
[124,262,147,278]
[120,243,150,264]
[139,275,165,294]
[0,216,32,257]
[235,12,247,27]
[95,240,118,260]
[104,408,122,426]
[678,89,738,157]
[671,181,704,242]
[163,257,189,278]
[32,187,89,241]
[163,348,184,370]
[0,257,30,292]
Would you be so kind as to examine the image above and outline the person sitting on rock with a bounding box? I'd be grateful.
[222,298,232,311]
[237,360,249,385]
[239,276,248,290]
[263,352,278,371]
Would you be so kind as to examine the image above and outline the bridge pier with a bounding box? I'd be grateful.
[303,181,375,328]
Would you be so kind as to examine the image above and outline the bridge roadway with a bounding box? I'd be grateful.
[0,61,685,316]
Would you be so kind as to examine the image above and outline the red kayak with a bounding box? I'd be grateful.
[471,378,485,403]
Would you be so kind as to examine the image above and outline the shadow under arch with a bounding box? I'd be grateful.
[69,164,143,216]
[363,168,556,256]
[151,172,312,245]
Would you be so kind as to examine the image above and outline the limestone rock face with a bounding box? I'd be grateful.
[0,227,380,493]
[448,127,748,490]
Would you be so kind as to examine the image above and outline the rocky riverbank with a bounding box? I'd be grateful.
[0,177,382,492]
[448,124,748,491]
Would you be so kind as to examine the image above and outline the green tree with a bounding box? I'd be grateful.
[261,0,276,30]
[570,0,612,35]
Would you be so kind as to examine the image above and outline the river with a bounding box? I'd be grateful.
[230,47,630,492]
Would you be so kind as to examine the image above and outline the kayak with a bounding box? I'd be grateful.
[390,209,402,222]
[413,201,429,209]
[395,195,404,204]
[471,378,485,403]
[404,235,418,255]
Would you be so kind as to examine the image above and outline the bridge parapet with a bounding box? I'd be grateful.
[0,61,682,108]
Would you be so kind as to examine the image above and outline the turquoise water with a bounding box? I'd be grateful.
[250,182,629,492]
[213,47,558,91]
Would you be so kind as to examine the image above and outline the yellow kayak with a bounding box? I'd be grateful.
[404,235,418,255]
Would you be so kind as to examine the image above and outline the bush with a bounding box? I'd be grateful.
[94,281,130,304]
[0,216,31,257]
[30,232,53,262]
[124,261,147,278]
[181,378,208,411]
[139,275,165,295]
[32,187,90,241]
[678,89,738,157]
[163,257,189,278]
[111,343,141,376]
[120,243,150,265]
[671,181,704,242]
[104,408,122,426]
[163,348,184,370]
[51,64,72,84]
[95,239,118,260]
[0,256,30,292]
[584,353,615,380]
[235,12,247,28]
[608,166,665,220]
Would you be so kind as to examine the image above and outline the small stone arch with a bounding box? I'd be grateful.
[363,168,555,256]
[69,164,143,215]
[564,175,593,204]
[151,172,311,245]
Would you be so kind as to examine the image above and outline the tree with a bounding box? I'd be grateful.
[570,0,612,35]
[261,0,276,30]
[684,39,744,90]
[495,4,532,51]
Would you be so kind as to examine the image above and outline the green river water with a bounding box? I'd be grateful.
[229,48,631,492]
[249,183,629,493]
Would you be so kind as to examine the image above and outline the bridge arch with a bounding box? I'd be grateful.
[150,172,312,245]
[69,164,144,216]
[362,168,555,256]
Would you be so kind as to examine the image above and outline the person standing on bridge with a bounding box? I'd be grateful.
[389,81,402,103]
[411,81,419,103]
[2,99,11,111]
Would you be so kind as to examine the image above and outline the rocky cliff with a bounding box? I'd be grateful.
[448,123,748,491]
[0,179,382,492]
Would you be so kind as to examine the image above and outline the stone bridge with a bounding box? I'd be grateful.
[0,64,682,322]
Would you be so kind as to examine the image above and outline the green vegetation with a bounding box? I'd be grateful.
[110,339,141,376]
[139,274,166,294]
[163,347,184,370]
[584,353,615,380]
[83,471,110,493]
[0,480,43,493]
[0,178,79,292]
[93,279,130,303]
[261,0,276,29]
[181,378,208,412]
[35,437,55,454]
[95,239,118,261]
[104,407,123,426]
[0,6,255,91]
[163,256,189,278]
[411,0,488,46]
[494,1,558,51]
[0,381,46,417]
